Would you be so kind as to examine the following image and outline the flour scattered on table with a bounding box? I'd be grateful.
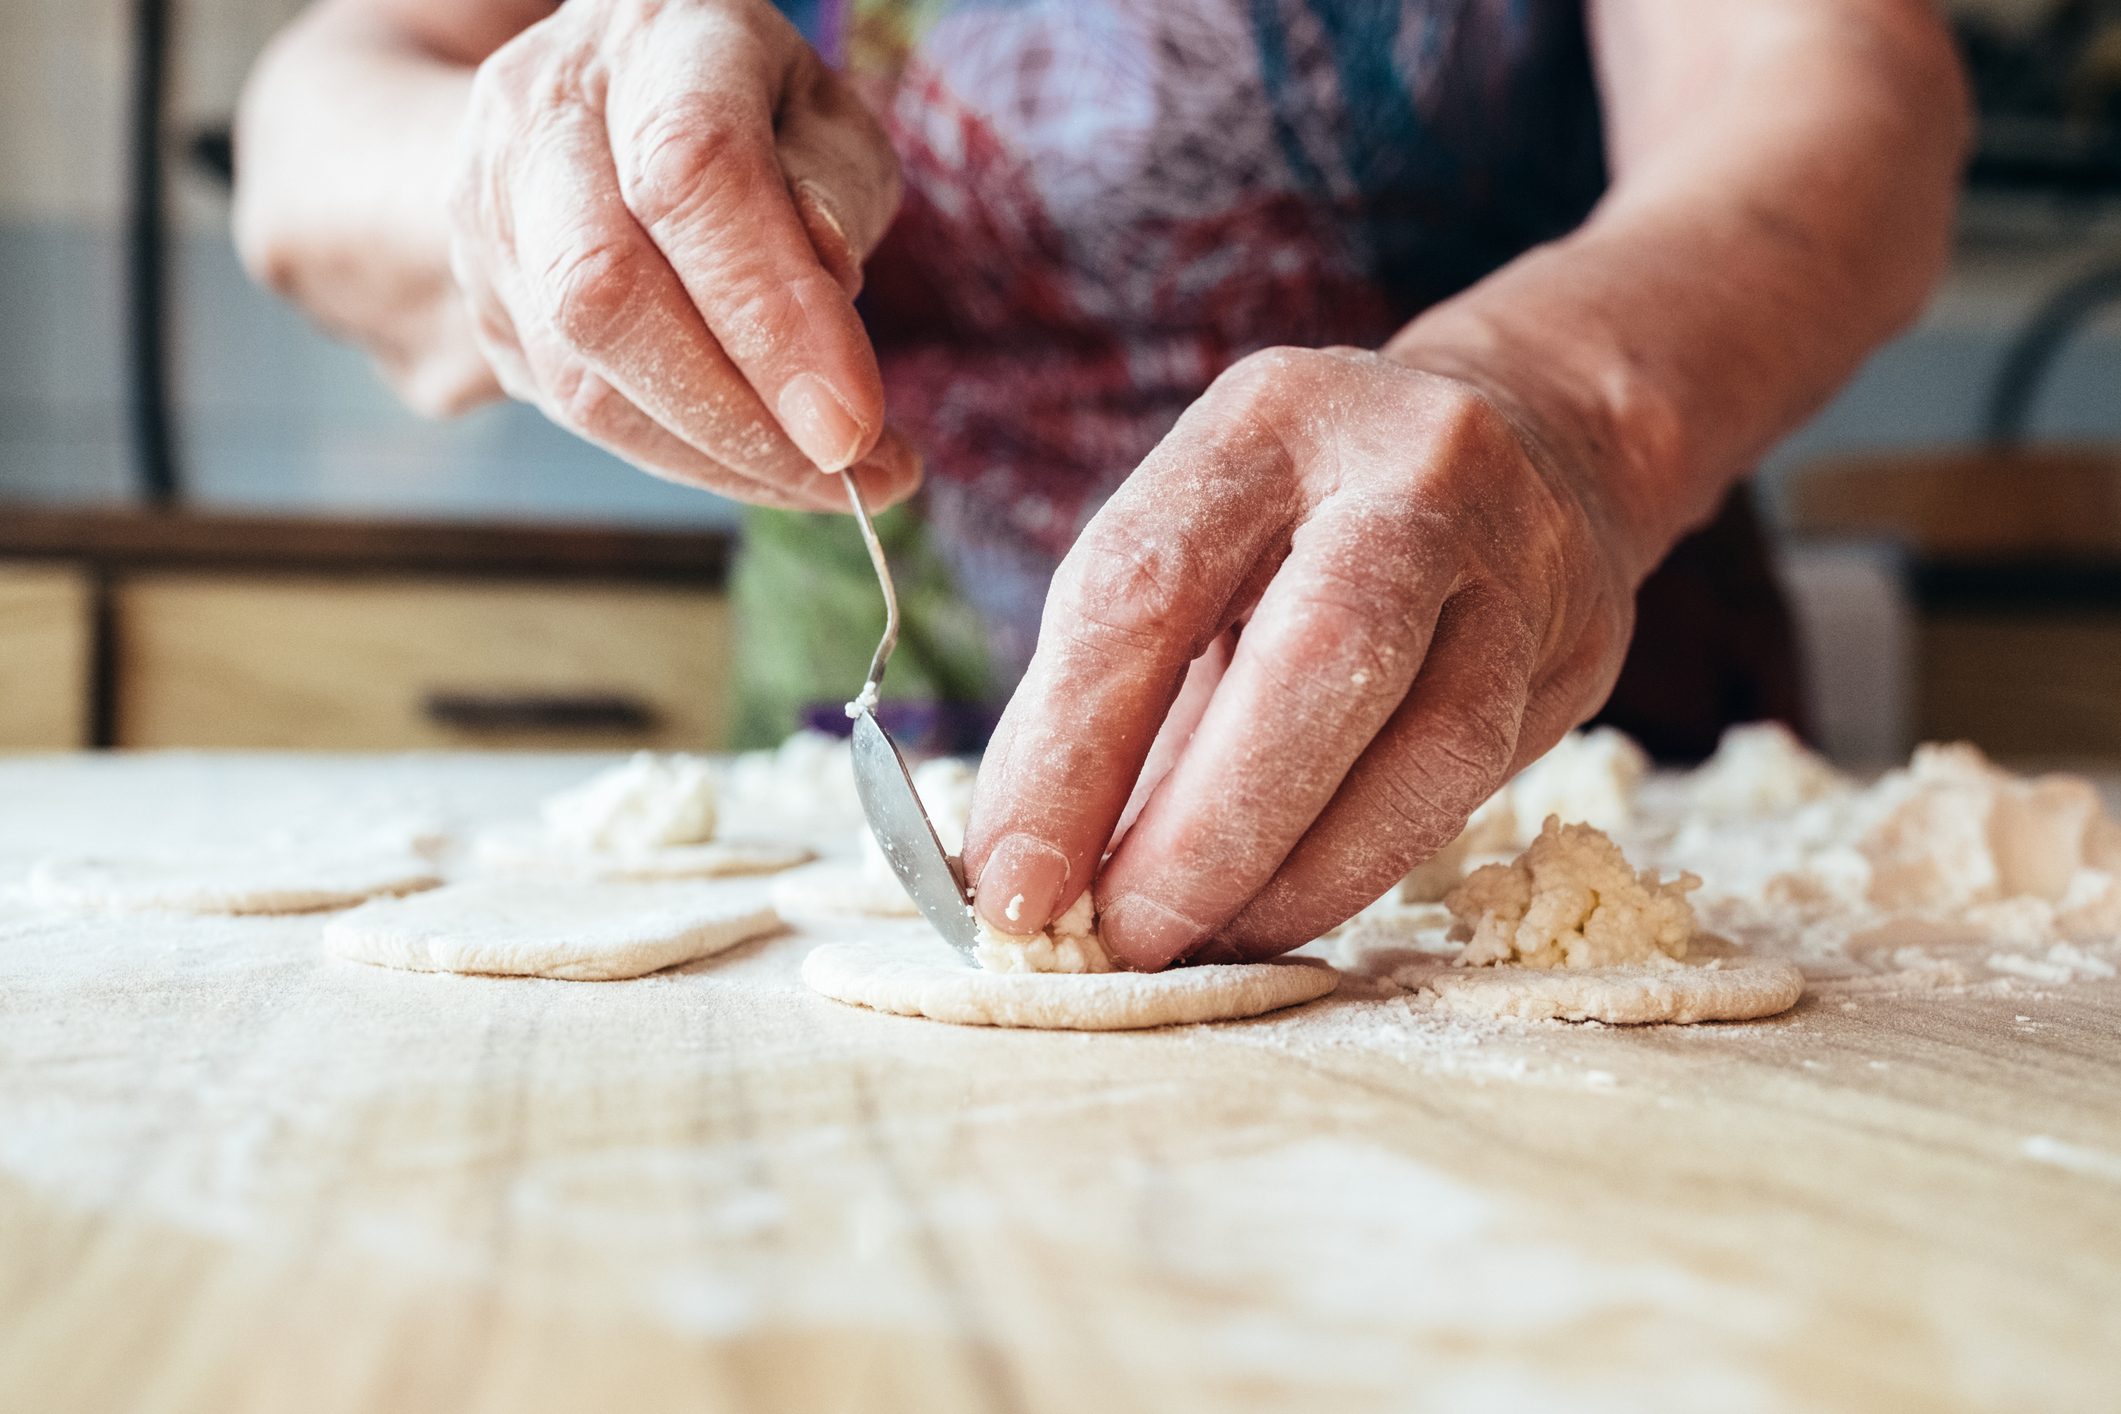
[1659,740,2121,983]
[27,848,440,917]
[325,876,782,980]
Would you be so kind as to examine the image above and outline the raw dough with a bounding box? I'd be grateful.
[802,930,1338,1030]
[1447,817,1699,969]
[542,752,719,852]
[1422,955,1805,1025]
[471,824,811,881]
[27,849,440,916]
[770,860,919,919]
[1414,817,1795,1024]
[324,877,782,980]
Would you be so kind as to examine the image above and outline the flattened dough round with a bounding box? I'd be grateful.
[471,825,811,882]
[769,861,917,920]
[28,850,440,916]
[802,933,1338,1030]
[1420,957,1805,1025]
[324,877,782,980]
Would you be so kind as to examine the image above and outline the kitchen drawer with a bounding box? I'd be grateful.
[0,562,92,750]
[111,574,730,750]
[1918,612,2121,762]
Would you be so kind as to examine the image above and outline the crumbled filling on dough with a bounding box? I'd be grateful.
[542,752,719,852]
[1400,727,1648,904]
[972,891,1114,974]
[719,730,864,835]
[1447,817,1699,969]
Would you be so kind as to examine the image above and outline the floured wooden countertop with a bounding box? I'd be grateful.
[1,753,2117,1413]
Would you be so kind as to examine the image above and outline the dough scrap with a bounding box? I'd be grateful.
[471,824,811,881]
[324,877,781,980]
[1420,956,1805,1025]
[802,932,1338,1030]
[27,850,440,917]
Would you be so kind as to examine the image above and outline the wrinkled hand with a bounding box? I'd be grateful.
[964,347,1651,969]
[451,0,916,509]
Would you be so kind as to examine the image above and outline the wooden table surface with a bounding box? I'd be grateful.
[2,754,2117,1414]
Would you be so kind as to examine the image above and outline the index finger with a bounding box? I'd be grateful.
[604,14,886,474]
[962,408,1300,941]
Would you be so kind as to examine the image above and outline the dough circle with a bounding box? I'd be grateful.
[471,826,811,881]
[769,861,918,920]
[28,851,440,916]
[1420,957,1805,1025]
[802,933,1338,1030]
[325,877,782,980]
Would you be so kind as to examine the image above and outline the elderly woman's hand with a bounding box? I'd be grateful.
[450,0,917,508]
[963,346,1655,969]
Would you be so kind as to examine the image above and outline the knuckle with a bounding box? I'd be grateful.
[1426,380,1522,476]
[621,102,754,228]
[542,238,639,348]
[1273,592,1403,702]
[1218,344,1319,395]
[1424,701,1522,792]
[1048,521,1206,661]
[547,364,628,439]
[1368,767,1463,847]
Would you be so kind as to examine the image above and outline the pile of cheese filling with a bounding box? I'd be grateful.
[1405,723,2121,983]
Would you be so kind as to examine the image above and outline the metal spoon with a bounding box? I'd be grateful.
[837,471,981,955]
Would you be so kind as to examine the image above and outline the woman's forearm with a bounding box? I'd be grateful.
[234,2,502,413]
[1385,0,1970,582]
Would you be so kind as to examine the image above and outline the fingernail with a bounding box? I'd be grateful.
[777,372,867,472]
[1099,894,1207,971]
[975,833,1069,934]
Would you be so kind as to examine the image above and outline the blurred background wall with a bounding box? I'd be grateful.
[4,0,2121,763]
[0,0,734,527]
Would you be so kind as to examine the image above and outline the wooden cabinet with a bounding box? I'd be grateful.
[1918,612,2121,762]
[111,575,730,751]
[0,563,92,750]
[0,508,738,751]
